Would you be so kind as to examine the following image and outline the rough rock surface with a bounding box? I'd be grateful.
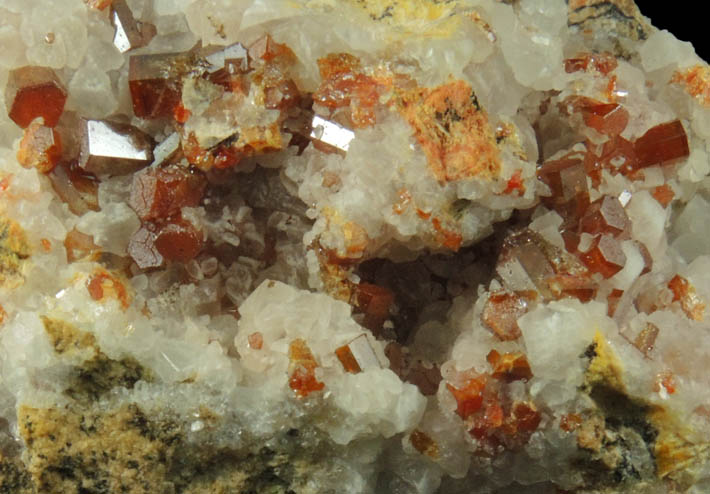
[2,1,710,493]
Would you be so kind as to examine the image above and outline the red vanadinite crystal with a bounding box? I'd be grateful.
[510,402,542,433]
[447,376,487,419]
[538,153,589,209]
[129,165,206,221]
[564,52,618,75]
[486,350,533,382]
[154,218,203,263]
[482,291,534,341]
[288,339,325,397]
[6,66,67,128]
[578,234,626,278]
[355,282,394,330]
[128,53,190,119]
[16,120,62,173]
[578,195,630,237]
[313,53,381,128]
[582,103,629,135]
[634,120,690,169]
[668,274,706,321]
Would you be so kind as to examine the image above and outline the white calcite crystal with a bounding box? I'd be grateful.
[2,1,710,493]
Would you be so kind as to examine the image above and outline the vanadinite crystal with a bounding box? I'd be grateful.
[5,66,67,128]
[4,1,710,493]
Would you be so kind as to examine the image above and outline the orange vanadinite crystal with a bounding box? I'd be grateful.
[578,234,626,278]
[564,52,618,75]
[537,152,589,210]
[249,34,296,64]
[447,375,487,419]
[581,102,629,135]
[313,53,381,128]
[482,291,534,341]
[503,170,525,195]
[655,371,676,395]
[634,120,690,169]
[16,120,62,174]
[668,274,706,321]
[64,228,99,263]
[6,66,67,128]
[248,332,264,350]
[153,218,203,263]
[288,339,325,398]
[671,64,710,106]
[486,350,533,382]
[335,344,362,374]
[652,184,675,207]
[578,195,630,236]
[86,270,130,309]
[0,304,6,325]
[85,0,113,10]
[129,165,206,221]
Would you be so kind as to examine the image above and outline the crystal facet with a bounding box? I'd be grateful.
[79,119,154,176]
[6,66,67,128]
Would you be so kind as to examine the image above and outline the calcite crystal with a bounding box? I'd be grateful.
[2,1,710,493]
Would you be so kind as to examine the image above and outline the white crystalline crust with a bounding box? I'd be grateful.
[2,0,710,493]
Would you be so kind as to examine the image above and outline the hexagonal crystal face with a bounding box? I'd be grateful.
[6,66,67,128]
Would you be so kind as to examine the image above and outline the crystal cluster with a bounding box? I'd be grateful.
[2,1,710,493]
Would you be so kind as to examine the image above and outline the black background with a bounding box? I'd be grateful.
[638,4,709,62]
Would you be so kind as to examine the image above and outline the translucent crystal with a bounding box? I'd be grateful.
[481,290,534,341]
[309,114,355,155]
[128,52,191,118]
[111,0,156,53]
[486,350,533,382]
[634,120,690,169]
[16,120,62,173]
[5,66,67,128]
[578,195,630,236]
[79,119,154,176]
[335,334,381,374]
[578,234,626,278]
[202,42,248,74]
[150,132,180,166]
[127,224,163,269]
[48,161,100,215]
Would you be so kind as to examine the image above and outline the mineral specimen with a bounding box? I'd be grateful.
[2,1,710,493]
